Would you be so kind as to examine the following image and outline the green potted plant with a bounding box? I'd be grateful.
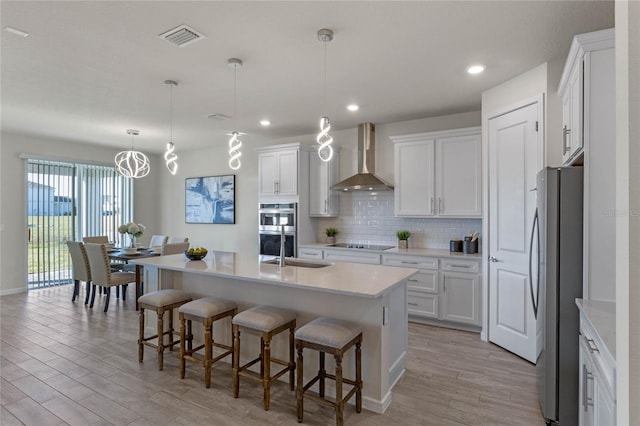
[325,227,339,245]
[396,230,411,249]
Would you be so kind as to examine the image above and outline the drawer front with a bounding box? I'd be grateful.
[323,250,381,265]
[407,290,438,318]
[406,270,438,293]
[580,313,616,398]
[441,259,480,273]
[298,248,323,259]
[382,255,438,270]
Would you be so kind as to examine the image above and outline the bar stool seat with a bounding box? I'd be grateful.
[295,317,363,426]
[232,305,296,410]
[138,289,192,370]
[179,297,237,388]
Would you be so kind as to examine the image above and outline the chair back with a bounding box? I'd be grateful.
[83,236,109,244]
[84,243,112,287]
[162,241,190,255]
[67,241,90,281]
[167,236,189,244]
[149,235,169,247]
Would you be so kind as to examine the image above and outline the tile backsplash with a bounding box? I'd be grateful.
[315,191,482,250]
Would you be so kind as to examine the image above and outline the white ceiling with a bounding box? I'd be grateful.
[1,1,614,154]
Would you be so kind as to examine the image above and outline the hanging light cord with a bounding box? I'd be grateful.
[169,83,173,142]
[228,59,243,170]
[164,80,179,175]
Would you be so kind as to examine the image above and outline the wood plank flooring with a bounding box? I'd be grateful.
[0,286,544,425]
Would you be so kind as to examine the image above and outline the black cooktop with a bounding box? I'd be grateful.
[331,243,395,251]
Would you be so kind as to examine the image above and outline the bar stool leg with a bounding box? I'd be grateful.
[319,352,326,397]
[335,354,344,426]
[168,309,175,351]
[232,325,240,398]
[187,320,193,351]
[263,335,272,410]
[296,343,304,423]
[157,308,165,370]
[204,318,213,388]
[138,308,145,362]
[289,325,295,391]
[179,312,186,379]
[356,340,362,413]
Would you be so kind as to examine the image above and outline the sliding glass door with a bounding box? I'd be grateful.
[26,159,133,289]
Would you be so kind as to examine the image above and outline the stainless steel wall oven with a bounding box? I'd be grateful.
[258,203,297,257]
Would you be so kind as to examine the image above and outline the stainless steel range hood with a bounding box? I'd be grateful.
[331,123,394,192]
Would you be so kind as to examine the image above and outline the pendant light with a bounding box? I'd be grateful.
[228,58,243,171]
[115,129,150,178]
[317,28,334,162]
[164,79,179,175]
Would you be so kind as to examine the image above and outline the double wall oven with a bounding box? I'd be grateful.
[258,202,297,258]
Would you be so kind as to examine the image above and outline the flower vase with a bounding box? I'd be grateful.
[398,239,408,249]
[129,235,136,248]
[326,236,335,245]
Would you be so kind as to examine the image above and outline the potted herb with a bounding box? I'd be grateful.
[325,228,339,245]
[396,230,411,249]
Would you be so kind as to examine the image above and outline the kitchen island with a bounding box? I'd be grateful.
[132,251,417,414]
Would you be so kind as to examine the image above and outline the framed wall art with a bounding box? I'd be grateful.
[185,174,235,224]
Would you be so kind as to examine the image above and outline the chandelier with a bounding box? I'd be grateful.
[164,80,179,175]
[228,58,243,171]
[317,28,334,162]
[115,129,150,178]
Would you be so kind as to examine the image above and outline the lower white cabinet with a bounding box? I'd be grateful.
[298,248,323,259]
[323,249,381,265]
[407,290,438,318]
[440,271,481,325]
[578,315,616,426]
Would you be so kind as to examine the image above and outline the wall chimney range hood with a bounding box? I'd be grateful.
[331,123,394,192]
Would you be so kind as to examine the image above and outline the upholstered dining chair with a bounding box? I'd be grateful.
[84,243,137,312]
[66,241,92,304]
[167,236,189,244]
[82,235,109,244]
[161,241,190,255]
[149,235,169,248]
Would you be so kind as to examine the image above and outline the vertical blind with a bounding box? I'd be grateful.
[26,159,133,289]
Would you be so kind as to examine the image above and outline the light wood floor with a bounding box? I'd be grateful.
[0,286,544,425]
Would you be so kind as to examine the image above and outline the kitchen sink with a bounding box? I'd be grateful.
[261,258,331,268]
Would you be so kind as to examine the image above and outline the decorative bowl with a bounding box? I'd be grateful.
[185,250,207,261]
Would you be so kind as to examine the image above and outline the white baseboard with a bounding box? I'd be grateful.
[0,287,27,297]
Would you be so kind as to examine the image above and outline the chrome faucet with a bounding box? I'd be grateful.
[279,225,286,267]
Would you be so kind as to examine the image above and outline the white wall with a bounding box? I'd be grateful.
[0,132,160,295]
[615,1,640,423]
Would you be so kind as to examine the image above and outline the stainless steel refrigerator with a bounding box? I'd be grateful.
[533,167,584,426]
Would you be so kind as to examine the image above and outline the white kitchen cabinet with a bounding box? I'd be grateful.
[407,290,438,318]
[560,59,583,164]
[298,247,323,260]
[258,148,298,197]
[577,301,616,426]
[309,148,340,217]
[323,249,381,265]
[440,270,481,326]
[391,127,481,218]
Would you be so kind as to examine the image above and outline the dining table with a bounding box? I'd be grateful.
[108,248,160,309]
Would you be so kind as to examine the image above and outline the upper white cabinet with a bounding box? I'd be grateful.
[257,146,299,198]
[309,148,340,217]
[391,127,482,218]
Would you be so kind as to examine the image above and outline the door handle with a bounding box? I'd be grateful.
[528,208,540,319]
[488,256,500,263]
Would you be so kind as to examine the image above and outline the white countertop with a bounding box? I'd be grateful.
[576,298,616,359]
[131,251,417,299]
[300,243,482,259]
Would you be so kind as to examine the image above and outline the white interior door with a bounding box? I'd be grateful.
[487,100,541,363]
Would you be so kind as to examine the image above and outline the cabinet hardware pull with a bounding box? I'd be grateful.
[408,279,419,282]
[439,197,443,214]
[449,264,472,268]
[582,364,589,410]
[401,261,419,264]
[585,338,599,353]
[563,125,571,154]
[430,197,434,215]
[324,199,327,213]
[408,302,419,306]
[301,252,316,256]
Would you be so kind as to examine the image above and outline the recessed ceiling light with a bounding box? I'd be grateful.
[347,104,359,112]
[260,120,271,126]
[5,26,29,37]
[467,65,485,75]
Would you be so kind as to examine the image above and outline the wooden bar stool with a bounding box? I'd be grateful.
[232,305,296,410]
[137,289,192,370]
[178,296,237,388]
[295,317,363,426]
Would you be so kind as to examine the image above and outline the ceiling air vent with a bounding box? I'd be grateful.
[159,25,204,47]
[208,113,231,121]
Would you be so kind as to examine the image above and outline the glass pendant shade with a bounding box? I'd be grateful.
[115,130,150,178]
[228,131,242,170]
[164,80,179,175]
[317,116,334,161]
